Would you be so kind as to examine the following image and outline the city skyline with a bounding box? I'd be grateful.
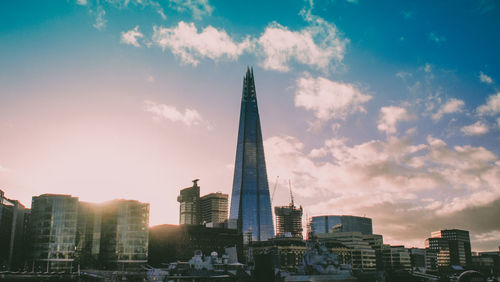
[1,0,500,252]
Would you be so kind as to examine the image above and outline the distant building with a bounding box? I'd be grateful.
[76,201,102,269]
[177,179,201,225]
[426,229,472,269]
[29,194,79,272]
[309,215,373,237]
[28,194,149,271]
[0,190,27,270]
[251,237,307,273]
[229,68,274,242]
[362,234,385,270]
[274,203,303,238]
[426,237,451,267]
[472,248,500,276]
[98,199,149,270]
[148,224,243,267]
[200,192,228,225]
[381,245,411,272]
[316,232,376,271]
[409,248,427,272]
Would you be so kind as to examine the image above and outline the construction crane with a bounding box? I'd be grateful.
[271,176,279,203]
[288,180,294,206]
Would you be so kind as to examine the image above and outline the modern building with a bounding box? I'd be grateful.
[229,67,274,242]
[409,248,426,272]
[251,237,307,273]
[98,199,149,270]
[316,232,376,271]
[426,229,472,269]
[148,224,243,266]
[0,190,27,270]
[309,215,373,237]
[274,203,303,238]
[381,245,411,272]
[362,234,385,270]
[29,194,79,272]
[200,192,228,225]
[177,179,201,225]
[425,237,451,267]
[76,201,102,269]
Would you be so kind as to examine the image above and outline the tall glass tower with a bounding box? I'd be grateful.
[229,67,274,242]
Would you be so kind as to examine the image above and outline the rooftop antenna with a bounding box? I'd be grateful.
[288,180,294,206]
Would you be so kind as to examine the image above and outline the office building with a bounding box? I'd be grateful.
[177,179,201,225]
[251,237,307,273]
[0,190,27,270]
[309,215,373,237]
[316,232,376,271]
[426,229,472,268]
[148,224,243,266]
[98,199,149,270]
[29,194,79,272]
[200,192,228,225]
[229,67,274,242]
[362,234,385,270]
[381,245,411,271]
[76,201,102,268]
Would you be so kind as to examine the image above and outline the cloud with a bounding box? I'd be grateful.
[0,165,11,173]
[428,32,446,44]
[395,71,412,80]
[377,106,413,135]
[479,71,493,84]
[143,100,204,126]
[477,92,500,116]
[257,7,348,72]
[92,5,106,30]
[294,75,372,122]
[121,26,144,47]
[461,121,489,136]
[151,22,252,66]
[497,117,500,128]
[264,134,500,249]
[76,0,87,5]
[168,0,213,20]
[432,98,465,121]
[401,10,414,19]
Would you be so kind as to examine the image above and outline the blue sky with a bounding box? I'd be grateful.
[1,0,499,251]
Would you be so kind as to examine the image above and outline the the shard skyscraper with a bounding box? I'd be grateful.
[229,67,274,242]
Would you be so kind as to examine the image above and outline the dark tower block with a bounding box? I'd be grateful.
[229,67,274,241]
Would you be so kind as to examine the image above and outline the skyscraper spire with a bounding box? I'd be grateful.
[229,67,274,242]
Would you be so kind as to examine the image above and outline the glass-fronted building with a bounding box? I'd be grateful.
[229,67,274,242]
[426,229,471,268]
[309,215,373,237]
[99,199,149,270]
[29,194,79,272]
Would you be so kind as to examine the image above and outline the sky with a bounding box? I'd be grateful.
[1,0,499,251]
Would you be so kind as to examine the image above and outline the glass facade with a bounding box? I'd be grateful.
[29,194,79,272]
[230,67,274,242]
[310,215,373,236]
[99,200,149,270]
